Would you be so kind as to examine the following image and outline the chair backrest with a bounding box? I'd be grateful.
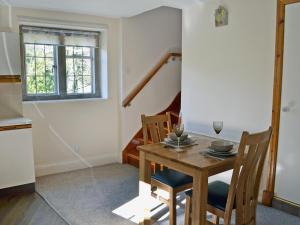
[141,112,172,145]
[224,127,272,225]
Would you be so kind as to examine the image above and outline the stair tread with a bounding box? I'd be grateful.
[127,153,139,159]
[127,148,139,155]
[132,138,144,145]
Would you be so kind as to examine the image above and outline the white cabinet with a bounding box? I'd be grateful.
[0,118,35,189]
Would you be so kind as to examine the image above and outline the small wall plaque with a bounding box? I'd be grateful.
[215,6,228,27]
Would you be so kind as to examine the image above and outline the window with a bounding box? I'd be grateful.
[20,26,101,101]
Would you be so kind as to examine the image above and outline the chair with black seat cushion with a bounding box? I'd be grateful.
[141,112,193,225]
[184,127,272,225]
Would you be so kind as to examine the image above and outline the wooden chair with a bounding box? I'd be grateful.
[184,127,272,225]
[141,112,193,225]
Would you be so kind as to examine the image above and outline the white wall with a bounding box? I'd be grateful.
[0,32,23,119]
[121,6,182,148]
[9,8,121,176]
[182,0,276,196]
[0,32,21,75]
[0,4,12,32]
[0,83,23,119]
[182,0,276,141]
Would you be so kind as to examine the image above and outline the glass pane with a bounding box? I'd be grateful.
[67,76,83,94]
[82,47,91,56]
[82,59,92,75]
[83,76,92,93]
[35,45,45,57]
[45,58,54,76]
[74,59,83,75]
[25,57,35,75]
[35,58,45,76]
[66,58,74,76]
[66,46,73,56]
[45,75,55,94]
[25,44,34,57]
[74,47,82,56]
[36,76,46,94]
[67,76,74,93]
[75,76,84,93]
[26,76,36,94]
[45,45,54,57]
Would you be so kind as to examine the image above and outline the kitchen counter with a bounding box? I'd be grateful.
[0,117,32,131]
[0,117,32,127]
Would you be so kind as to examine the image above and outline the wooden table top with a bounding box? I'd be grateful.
[137,134,238,171]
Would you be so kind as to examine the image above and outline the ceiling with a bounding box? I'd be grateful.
[5,0,196,18]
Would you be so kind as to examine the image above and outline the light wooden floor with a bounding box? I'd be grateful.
[0,193,68,225]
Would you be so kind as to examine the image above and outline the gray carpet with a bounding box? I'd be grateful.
[36,163,300,225]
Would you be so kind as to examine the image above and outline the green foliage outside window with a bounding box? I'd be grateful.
[24,44,93,96]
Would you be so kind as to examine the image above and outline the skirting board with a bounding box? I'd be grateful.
[273,197,300,217]
[0,183,35,198]
[35,154,119,177]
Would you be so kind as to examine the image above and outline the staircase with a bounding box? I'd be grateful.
[122,92,181,167]
[121,52,182,168]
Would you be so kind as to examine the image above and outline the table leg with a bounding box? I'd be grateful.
[139,151,152,225]
[191,170,208,225]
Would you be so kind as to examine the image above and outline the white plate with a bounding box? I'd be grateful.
[164,137,193,145]
[206,149,237,157]
[162,138,197,149]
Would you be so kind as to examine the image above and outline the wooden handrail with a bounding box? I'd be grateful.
[122,52,182,107]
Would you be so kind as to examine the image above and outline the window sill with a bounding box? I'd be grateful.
[22,97,109,104]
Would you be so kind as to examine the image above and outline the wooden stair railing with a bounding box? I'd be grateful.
[122,52,182,107]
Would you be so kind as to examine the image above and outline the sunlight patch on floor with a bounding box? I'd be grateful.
[112,196,172,224]
[112,192,189,224]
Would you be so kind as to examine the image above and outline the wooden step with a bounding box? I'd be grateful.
[127,154,139,168]
[128,146,139,155]
[127,152,139,160]
[127,153,156,172]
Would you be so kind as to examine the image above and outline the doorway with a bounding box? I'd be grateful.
[264,0,300,207]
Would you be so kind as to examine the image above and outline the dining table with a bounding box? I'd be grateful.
[137,134,238,225]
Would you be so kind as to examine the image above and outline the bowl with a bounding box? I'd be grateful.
[210,140,233,152]
[169,133,188,142]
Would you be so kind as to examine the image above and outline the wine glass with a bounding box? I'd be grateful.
[213,121,223,136]
[173,124,184,147]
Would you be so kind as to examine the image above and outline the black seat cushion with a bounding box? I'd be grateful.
[151,168,193,188]
[185,180,235,211]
